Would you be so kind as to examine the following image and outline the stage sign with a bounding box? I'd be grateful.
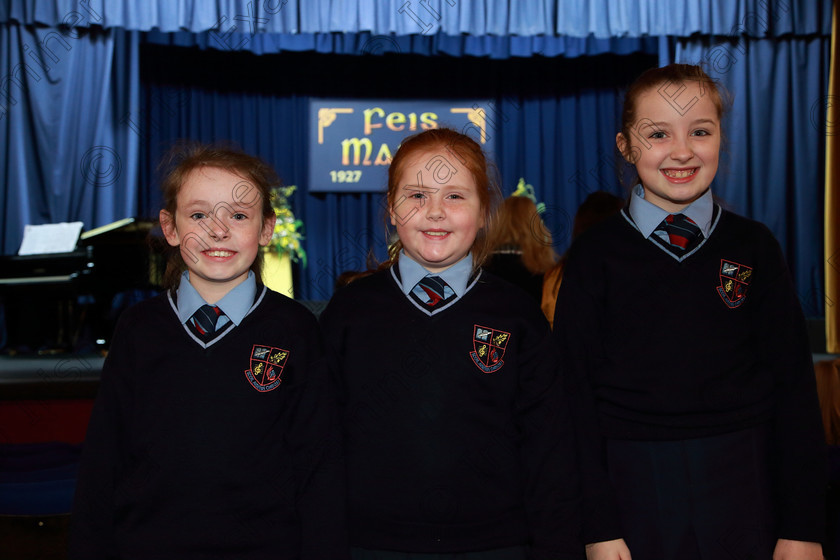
[309,99,496,192]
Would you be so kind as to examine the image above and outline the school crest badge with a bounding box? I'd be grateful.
[717,260,753,308]
[244,345,289,392]
[470,325,511,373]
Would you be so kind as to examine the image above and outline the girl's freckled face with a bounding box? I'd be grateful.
[390,149,484,273]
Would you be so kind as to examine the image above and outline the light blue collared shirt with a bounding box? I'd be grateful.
[628,185,715,240]
[396,251,473,301]
[174,270,259,329]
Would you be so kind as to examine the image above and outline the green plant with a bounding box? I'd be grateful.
[267,185,307,267]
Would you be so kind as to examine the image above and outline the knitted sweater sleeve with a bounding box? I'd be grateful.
[754,232,826,543]
[514,313,584,559]
[68,309,136,560]
[287,313,351,560]
[552,239,624,546]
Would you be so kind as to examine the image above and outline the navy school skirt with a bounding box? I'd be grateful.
[606,424,776,560]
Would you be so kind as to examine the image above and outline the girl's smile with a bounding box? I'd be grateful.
[661,167,698,181]
[203,248,237,258]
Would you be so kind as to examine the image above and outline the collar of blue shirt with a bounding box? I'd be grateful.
[396,251,474,299]
[175,270,258,327]
[628,184,715,239]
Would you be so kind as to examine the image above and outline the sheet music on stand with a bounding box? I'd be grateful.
[17,222,84,255]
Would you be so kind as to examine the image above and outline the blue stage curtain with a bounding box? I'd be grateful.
[2,0,831,37]
[555,0,832,38]
[140,29,658,59]
[137,47,654,300]
[0,22,140,254]
[0,0,832,314]
[671,36,830,316]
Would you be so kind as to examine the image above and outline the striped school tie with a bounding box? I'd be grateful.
[410,276,456,310]
[656,213,702,254]
[188,304,226,342]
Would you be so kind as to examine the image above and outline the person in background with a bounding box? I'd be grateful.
[484,181,558,302]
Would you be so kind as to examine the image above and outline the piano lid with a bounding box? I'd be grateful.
[79,218,158,248]
[79,217,138,242]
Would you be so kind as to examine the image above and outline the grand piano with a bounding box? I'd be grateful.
[0,218,163,355]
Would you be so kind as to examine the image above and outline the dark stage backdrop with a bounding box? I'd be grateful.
[0,1,832,313]
[137,44,656,301]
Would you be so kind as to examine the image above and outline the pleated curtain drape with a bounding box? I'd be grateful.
[0,0,833,311]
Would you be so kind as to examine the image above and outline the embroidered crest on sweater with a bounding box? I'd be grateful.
[244,345,288,392]
[717,259,753,308]
[470,325,511,373]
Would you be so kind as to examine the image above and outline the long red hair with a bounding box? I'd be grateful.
[486,196,557,274]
